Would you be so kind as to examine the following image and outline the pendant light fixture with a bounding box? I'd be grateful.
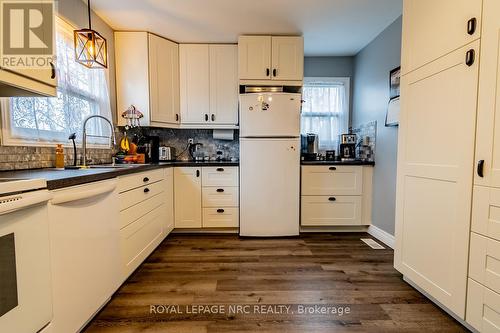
[74,0,107,68]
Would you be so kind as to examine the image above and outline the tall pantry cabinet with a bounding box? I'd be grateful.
[395,0,482,322]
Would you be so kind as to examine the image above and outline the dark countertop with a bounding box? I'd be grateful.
[0,160,239,190]
[301,160,375,166]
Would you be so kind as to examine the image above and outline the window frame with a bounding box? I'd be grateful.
[0,17,112,148]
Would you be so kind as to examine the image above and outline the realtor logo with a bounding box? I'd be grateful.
[0,0,54,68]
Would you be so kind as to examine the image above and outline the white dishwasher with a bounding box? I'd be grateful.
[48,179,121,333]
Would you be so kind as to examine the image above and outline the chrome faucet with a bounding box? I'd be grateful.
[82,115,116,167]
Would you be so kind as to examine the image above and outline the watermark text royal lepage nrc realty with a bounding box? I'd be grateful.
[0,0,55,69]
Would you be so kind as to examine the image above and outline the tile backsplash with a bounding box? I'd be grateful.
[0,146,113,171]
[351,120,377,162]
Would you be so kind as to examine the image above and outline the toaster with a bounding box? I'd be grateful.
[159,146,175,161]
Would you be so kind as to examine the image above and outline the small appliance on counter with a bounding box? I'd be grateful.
[137,136,160,163]
[159,146,175,161]
[301,133,319,161]
[339,133,357,161]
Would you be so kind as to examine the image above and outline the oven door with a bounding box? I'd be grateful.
[0,190,53,333]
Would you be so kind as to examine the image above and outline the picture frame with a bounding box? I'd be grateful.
[389,66,400,100]
[386,66,401,126]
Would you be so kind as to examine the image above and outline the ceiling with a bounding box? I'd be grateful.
[91,0,402,56]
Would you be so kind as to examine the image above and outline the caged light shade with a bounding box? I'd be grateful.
[73,0,107,69]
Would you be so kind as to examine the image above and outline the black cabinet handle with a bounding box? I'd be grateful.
[328,197,336,201]
[205,114,209,121]
[216,168,224,172]
[50,62,56,79]
[217,208,225,213]
[477,160,485,178]
[329,167,337,171]
[175,114,179,122]
[143,177,149,182]
[144,188,150,193]
[216,188,224,193]
[272,68,277,77]
[196,170,200,177]
[466,49,475,66]
[467,17,477,35]
[266,68,270,76]
[211,114,215,121]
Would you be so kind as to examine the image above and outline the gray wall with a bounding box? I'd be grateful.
[57,0,117,123]
[352,16,402,236]
[304,56,355,121]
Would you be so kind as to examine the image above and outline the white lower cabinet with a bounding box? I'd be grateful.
[300,165,372,226]
[467,279,500,332]
[174,166,239,229]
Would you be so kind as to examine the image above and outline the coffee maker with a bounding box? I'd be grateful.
[301,133,319,161]
[339,133,357,161]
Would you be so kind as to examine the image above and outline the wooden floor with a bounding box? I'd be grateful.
[84,233,468,333]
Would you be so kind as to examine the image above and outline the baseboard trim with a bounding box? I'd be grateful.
[367,225,395,249]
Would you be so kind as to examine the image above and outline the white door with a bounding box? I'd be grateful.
[271,36,304,81]
[149,34,179,124]
[394,41,480,318]
[240,138,300,236]
[238,36,272,80]
[474,0,500,188]
[401,0,482,75]
[239,93,301,137]
[209,45,238,125]
[180,44,210,124]
[174,167,202,228]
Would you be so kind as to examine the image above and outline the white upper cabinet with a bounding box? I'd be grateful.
[179,44,210,124]
[474,0,500,188]
[209,45,238,125]
[180,44,238,127]
[149,34,179,124]
[115,31,180,127]
[271,36,304,81]
[238,36,272,80]
[401,0,482,75]
[238,35,303,83]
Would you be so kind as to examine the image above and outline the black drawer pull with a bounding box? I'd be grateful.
[144,188,150,193]
[329,167,337,171]
[466,49,475,66]
[196,170,200,177]
[211,114,215,121]
[216,188,224,193]
[467,17,477,35]
[217,209,225,213]
[266,68,270,76]
[477,160,485,178]
[205,114,209,121]
[328,197,336,201]
[50,62,56,79]
[143,177,149,182]
[175,114,179,122]
[216,168,224,172]
[272,68,277,77]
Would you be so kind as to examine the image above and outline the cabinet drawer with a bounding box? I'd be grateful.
[301,195,362,226]
[470,232,500,294]
[301,166,362,196]
[202,186,238,207]
[120,204,165,279]
[119,180,165,211]
[202,166,238,187]
[120,191,165,229]
[117,169,164,193]
[202,207,239,228]
[472,186,500,242]
[466,278,500,332]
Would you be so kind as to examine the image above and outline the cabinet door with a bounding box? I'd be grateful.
[238,36,271,80]
[164,168,174,235]
[271,36,304,81]
[394,41,480,318]
[301,196,362,226]
[209,45,238,124]
[179,44,209,124]
[401,0,482,75]
[149,34,179,124]
[174,167,202,228]
[475,0,500,188]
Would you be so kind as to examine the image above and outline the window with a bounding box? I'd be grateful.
[301,77,349,150]
[1,17,112,146]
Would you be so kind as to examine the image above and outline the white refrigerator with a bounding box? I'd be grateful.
[239,92,301,237]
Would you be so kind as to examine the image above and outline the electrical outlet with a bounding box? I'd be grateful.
[188,138,194,144]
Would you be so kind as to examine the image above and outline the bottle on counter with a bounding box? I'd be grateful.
[55,144,65,169]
